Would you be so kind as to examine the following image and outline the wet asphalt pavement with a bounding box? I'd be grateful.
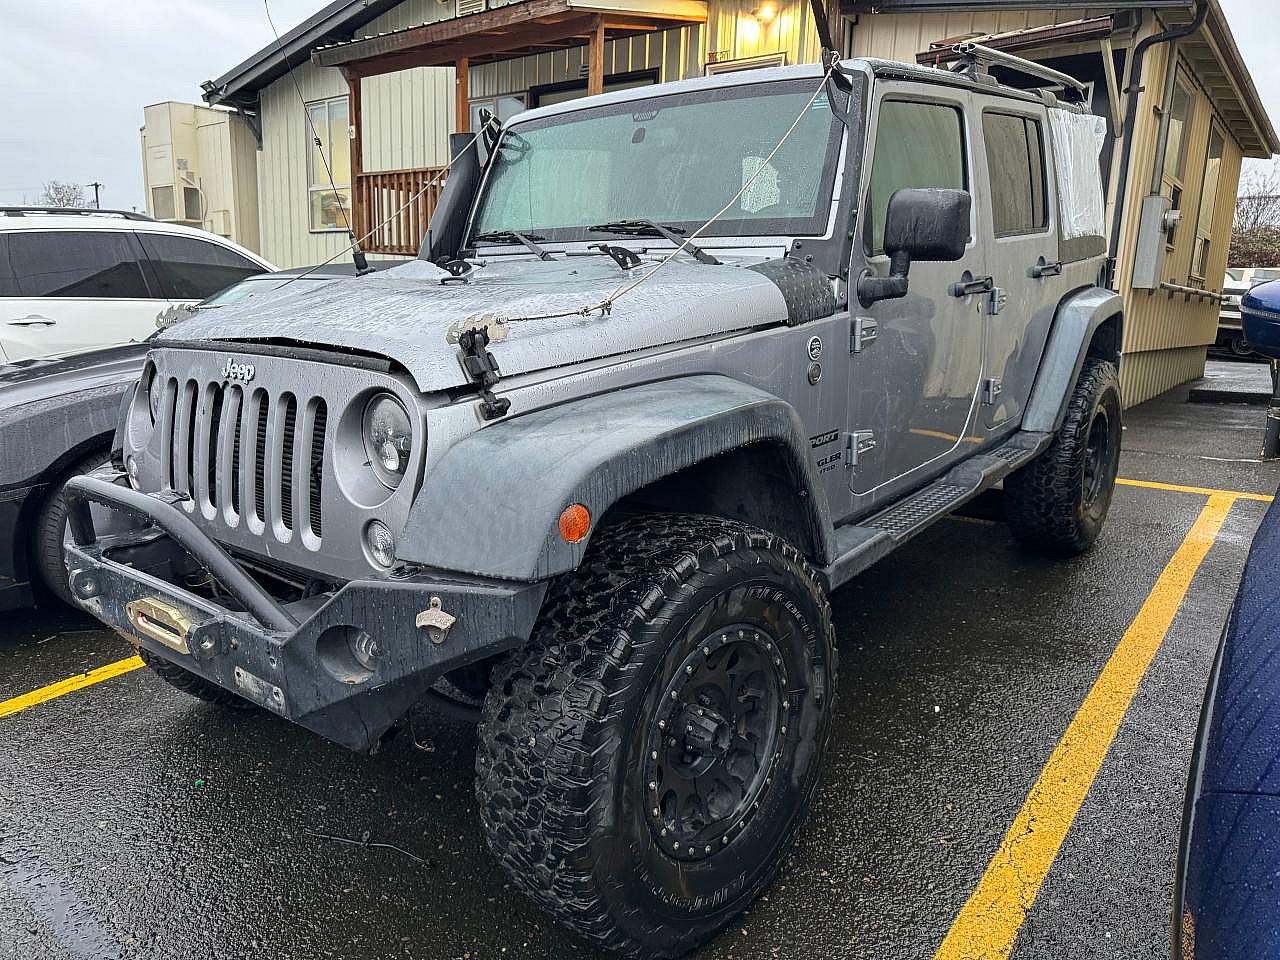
[2,375,1278,960]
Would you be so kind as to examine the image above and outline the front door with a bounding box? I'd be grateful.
[848,87,987,498]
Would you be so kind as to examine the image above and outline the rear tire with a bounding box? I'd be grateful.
[34,452,110,606]
[475,513,836,958]
[1006,357,1122,556]
[139,650,255,710]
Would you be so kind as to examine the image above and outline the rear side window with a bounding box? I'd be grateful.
[866,100,967,255]
[137,233,262,300]
[3,230,151,298]
[983,112,1049,237]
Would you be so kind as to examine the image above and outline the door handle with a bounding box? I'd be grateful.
[8,315,56,326]
[948,272,995,298]
[1028,257,1063,279]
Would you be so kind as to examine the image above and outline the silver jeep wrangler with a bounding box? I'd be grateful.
[66,47,1122,959]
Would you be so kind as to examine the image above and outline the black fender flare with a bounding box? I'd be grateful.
[1022,286,1124,434]
[398,375,836,581]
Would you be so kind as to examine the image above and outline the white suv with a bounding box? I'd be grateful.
[0,208,274,362]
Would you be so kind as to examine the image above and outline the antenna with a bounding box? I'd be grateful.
[263,0,371,275]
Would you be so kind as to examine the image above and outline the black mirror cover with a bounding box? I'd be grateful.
[883,188,971,263]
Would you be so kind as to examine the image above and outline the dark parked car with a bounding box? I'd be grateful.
[1174,489,1280,959]
[1241,279,1280,359]
[0,264,379,609]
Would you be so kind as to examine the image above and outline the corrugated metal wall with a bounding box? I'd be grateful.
[846,8,1110,62]
[1110,38,1244,406]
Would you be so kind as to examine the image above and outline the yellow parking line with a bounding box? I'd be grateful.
[0,655,144,719]
[934,492,1236,960]
[1117,477,1274,502]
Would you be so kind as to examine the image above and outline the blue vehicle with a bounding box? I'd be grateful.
[1241,279,1280,359]
[1174,491,1280,958]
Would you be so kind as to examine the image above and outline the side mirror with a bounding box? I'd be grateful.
[857,188,971,307]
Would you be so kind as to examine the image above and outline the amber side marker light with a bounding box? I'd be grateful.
[559,503,592,543]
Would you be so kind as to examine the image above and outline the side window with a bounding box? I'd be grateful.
[5,230,151,298]
[866,100,967,255]
[136,233,262,300]
[983,111,1049,237]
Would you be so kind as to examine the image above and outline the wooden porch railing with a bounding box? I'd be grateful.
[353,165,448,256]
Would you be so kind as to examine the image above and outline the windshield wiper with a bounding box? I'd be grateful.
[471,230,553,261]
[588,219,721,265]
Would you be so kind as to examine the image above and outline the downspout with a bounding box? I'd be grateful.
[1106,0,1209,283]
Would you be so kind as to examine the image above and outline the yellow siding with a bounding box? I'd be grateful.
[1112,37,1247,406]
[705,0,820,66]
[846,9,1111,63]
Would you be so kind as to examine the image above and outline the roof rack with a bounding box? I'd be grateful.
[0,206,155,221]
[950,42,1089,101]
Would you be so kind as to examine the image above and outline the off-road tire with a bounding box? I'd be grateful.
[139,649,255,710]
[475,513,836,959]
[33,451,110,606]
[1006,357,1122,556]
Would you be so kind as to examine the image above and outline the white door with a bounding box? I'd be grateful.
[0,228,166,360]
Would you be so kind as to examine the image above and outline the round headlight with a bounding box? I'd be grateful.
[362,394,413,489]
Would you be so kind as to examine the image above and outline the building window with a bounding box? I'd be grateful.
[1191,125,1225,281]
[306,96,352,233]
[865,100,967,256]
[982,111,1049,237]
[1161,76,1192,251]
[469,95,526,135]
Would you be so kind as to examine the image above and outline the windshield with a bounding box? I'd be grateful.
[471,78,842,243]
[201,274,291,306]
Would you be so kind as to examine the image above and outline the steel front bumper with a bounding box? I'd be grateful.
[62,475,547,752]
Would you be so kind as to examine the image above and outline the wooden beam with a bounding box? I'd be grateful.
[345,69,364,244]
[456,57,470,133]
[587,15,605,96]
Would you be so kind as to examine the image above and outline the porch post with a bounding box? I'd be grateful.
[587,17,605,96]
[456,58,470,133]
[344,69,363,242]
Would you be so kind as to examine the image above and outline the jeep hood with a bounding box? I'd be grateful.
[156,256,800,392]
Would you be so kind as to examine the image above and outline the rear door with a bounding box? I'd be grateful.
[0,228,162,361]
[976,103,1065,432]
[849,86,987,497]
[134,232,265,304]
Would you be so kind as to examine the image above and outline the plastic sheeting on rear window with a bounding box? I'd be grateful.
[1048,109,1107,241]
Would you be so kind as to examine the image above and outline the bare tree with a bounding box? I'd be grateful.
[37,180,87,209]
[1231,161,1280,267]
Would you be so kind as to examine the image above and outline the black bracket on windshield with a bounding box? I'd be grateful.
[590,243,643,271]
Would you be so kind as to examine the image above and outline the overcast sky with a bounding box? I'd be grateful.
[2,0,1278,213]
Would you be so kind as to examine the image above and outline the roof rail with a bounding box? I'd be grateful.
[951,42,1089,101]
[0,206,155,221]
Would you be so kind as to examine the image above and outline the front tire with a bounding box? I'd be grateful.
[1006,357,1122,556]
[34,452,110,606]
[475,514,836,958]
[139,650,255,710]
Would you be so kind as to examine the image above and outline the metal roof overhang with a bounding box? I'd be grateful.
[914,15,1119,67]
[310,0,707,77]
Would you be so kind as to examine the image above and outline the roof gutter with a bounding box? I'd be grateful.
[1106,0,1208,273]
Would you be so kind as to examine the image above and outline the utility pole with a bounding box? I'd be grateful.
[88,182,103,209]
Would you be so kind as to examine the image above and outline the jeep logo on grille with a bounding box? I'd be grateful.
[221,358,255,383]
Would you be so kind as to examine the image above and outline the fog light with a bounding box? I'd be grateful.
[365,520,397,568]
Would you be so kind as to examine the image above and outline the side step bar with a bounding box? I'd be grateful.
[821,430,1052,591]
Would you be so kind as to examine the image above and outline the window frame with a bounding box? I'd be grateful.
[1160,73,1194,253]
[1189,121,1226,283]
[862,94,972,258]
[305,94,353,234]
[981,108,1051,240]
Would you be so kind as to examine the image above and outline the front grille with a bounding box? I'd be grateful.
[160,376,327,544]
